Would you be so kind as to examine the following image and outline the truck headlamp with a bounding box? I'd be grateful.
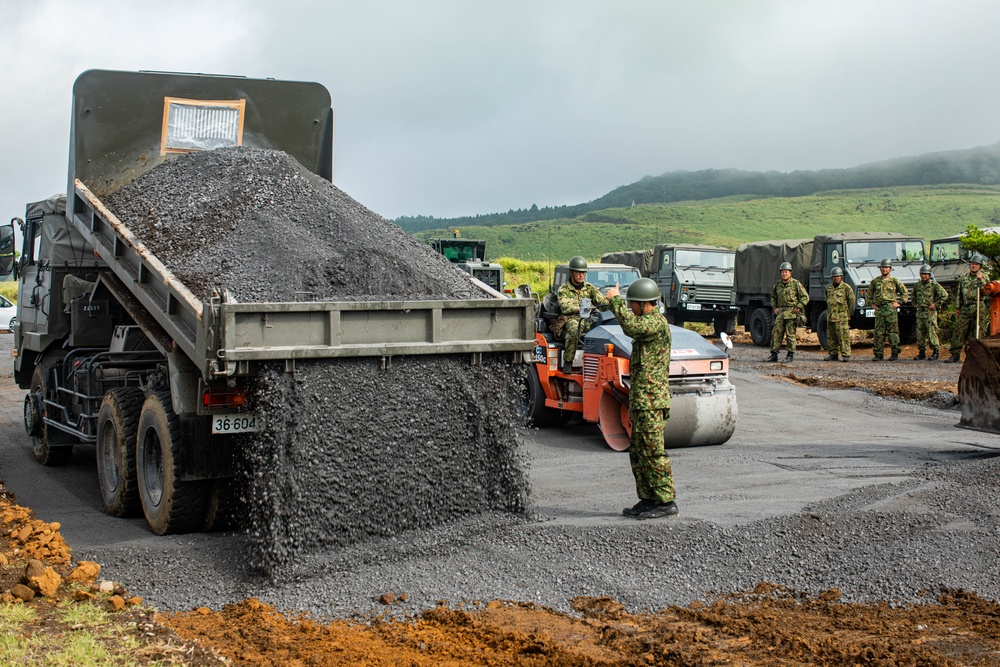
[857,297,866,307]
[680,293,688,302]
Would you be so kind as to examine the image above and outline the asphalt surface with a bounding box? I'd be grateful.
[1,332,998,617]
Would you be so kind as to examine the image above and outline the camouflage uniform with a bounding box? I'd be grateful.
[770,278,809,354]
[824,281,856,358]
[609,296,674,505]
[949,272,989,356]
[912,278,948,355]
[869,274,908,359]
[556,281,609,366]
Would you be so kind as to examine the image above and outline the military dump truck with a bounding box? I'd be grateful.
[929,227,1000,293]
[5,70,534,536]
[735,233,926,349]
[429,237,505,293]
[601,245,738,336]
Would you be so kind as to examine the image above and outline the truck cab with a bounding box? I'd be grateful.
[429,238,505,293]
[928,227,1000,293]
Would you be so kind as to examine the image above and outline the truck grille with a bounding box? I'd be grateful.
[691,286,732,303]
[472,268,502,292]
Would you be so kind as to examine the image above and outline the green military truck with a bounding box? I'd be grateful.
[601,244,738,336]
[429,237,505,294]
[735,233,926,348]
[928,227,1000,294]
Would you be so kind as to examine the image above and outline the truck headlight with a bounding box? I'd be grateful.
[857,297,866,307]
[680,293,688,302]
[710,361,723,371]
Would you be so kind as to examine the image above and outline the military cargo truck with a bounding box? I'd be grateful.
[929,227,1000,293]
[5,70,534,536]
[601,244,738,336]
[735,233,926,348]
[430,237,505,294]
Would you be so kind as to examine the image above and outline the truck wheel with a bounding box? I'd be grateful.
[523,366,570,427]
[28,362,74,466]
[136,389,208,535]
[96,387,145,517]
[817,311,829,350]
[748,308,774,347]
[714,315,737,337]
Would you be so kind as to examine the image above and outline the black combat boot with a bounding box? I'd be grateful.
[944,352,961,363]
[824,353,838,361]
[784,352,794,362]
[841,356,850,362]
[913,350,926,360]
[928,350,939,361]
[623,499,656,517]
[888,353,899,361]
[766,352,778,362]
[637,501,679,520]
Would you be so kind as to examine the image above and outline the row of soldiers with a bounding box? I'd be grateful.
[768,254,990,362]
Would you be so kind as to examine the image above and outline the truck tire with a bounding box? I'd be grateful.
[523,366,570,427]
[817,310,829,350]
[28,361,74,466]
[96,387,145,518]
[748,308,774,347]
[714,315,737,337]
[137,389,208,535]
[900,317,917,345]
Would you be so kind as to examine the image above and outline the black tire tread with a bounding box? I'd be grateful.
[97,387,145,517]
[30,362,74,466]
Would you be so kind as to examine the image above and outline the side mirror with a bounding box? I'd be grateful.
[720,331,733,355]
[0,224,14,277]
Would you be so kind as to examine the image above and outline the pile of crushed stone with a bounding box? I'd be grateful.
[104,147,530,574]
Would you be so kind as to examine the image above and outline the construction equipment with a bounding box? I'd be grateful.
[957,280,1000,433]
[524,286,737,449]
[602,244,739,336]
[735,233,926,348]
[430,236,505,293]
[3,70,534,535]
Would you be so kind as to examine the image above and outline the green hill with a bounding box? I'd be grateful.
[413,185,1000,262]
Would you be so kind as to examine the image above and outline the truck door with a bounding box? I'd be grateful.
[823,242,844,284]
[657,249,675,306]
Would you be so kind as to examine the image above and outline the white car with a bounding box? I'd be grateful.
[0,295,15,332]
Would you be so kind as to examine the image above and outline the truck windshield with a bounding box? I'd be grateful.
[929,240,967,262]
[587,269,641,288]
[674,249,735,268]
[844,240,925,264]
[438,241,486,262]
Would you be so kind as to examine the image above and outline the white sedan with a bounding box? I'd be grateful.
[0,295,15,332]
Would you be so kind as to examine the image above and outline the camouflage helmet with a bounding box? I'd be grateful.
[568,256,588,271]
[879,258,892,268]
[779,262,792,271]
[625,277,660,302]
[920,264,932,275]
[830,267,843,277]
[970,253,986,266]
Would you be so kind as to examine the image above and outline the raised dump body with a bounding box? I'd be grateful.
[7,70,534,535]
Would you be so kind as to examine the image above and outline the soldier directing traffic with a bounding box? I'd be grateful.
[555,256,610,373]
[767,262,809,363]
[824,267,855,362]
[869,258,908,361]
[912,264,948,360]
[605,278,677,520]
[946,253,989,363]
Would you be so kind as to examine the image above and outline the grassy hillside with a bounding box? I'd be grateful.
[415,185,1000,262]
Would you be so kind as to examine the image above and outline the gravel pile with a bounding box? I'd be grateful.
[104,147,530,573]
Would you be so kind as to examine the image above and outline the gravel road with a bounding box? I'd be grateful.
[1,332,997,618]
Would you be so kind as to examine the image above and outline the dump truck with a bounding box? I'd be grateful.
[523,279,737,449]
[4,70,534,535]
[601,244,738,336]
[735,233,926,348]
[430,237,505,293]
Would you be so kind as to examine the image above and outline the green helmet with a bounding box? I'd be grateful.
[879,258,892,268]
[830,267,843,277]
[625,277,660,302]
[779,262,792,271]
[568,256,588,271]
[920,264,932,275]
[970,253,986,265]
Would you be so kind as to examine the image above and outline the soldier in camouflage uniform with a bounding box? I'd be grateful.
[556,256,610,372]
[823,267,855,361]
[767,262,809,362]
[605,278,677,520]
[912,265,949,360]
[946,254,989,363]
[869,258,908,361]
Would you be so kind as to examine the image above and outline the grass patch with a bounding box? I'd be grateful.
[0,282,16,303]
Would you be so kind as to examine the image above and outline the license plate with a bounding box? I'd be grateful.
[686,303,702,311]
[211,414,261,434]
[865,309,875,318]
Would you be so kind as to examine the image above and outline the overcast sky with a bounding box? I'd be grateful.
[2,0,999,224]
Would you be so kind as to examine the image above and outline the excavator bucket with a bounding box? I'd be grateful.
[957,336,1000,434]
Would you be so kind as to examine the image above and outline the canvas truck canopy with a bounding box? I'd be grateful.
[734,238,812,295]
[600,249,654,277]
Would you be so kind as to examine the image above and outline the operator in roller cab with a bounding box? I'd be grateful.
[605,278,677,520]
[555,256,610,373]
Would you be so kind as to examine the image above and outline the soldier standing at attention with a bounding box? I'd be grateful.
[869,258,908,361]
[823,267,855,362]
[912,265,949,360]
[605,278,677,520]
[556,256,609,373]
[945,253,988,363]
[767,262,809,362]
